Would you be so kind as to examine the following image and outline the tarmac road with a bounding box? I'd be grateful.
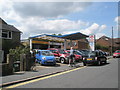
[6,58,118,88]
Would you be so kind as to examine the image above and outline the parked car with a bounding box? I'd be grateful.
[47,48,69,64]
[82,50,107,66]
[113,50,120,58]
[35,50,56,65]
[65,50,82,62]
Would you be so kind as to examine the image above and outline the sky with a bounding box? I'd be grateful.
[0,0,119,39]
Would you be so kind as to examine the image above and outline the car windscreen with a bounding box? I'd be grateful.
[85,51,96,57]
[41,51,54,56]
[59,50,67,54]
[49,50,57,53]
[115,50,120,53]
[75,51,82,55]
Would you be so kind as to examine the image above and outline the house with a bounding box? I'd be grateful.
[96,35,120,53]
[0,18,22,63]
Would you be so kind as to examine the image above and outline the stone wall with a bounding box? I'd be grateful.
[1,54,35,76]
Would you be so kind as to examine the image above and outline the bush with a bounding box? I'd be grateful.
[95,44,109,51]
[9,46,30,61]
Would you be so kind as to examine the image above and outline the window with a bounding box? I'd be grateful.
[2,31,12,39]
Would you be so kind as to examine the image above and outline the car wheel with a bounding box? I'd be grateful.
[60,58,65,64]
[97,60,101,66]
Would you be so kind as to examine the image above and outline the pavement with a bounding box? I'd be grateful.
[1,56,112,86]
[1,62,83,86]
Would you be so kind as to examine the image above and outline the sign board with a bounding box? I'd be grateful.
[0,50,4,63]
[89,35,95,51]
[36,35,64,42]
[49,42,62,45]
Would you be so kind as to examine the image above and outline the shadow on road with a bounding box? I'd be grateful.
[42,63,61,67]
[87,62,110,67]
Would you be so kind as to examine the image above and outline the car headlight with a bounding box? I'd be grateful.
[95,57,97,60]
[42,57,46,60]
[61,54,65,57]
[83,57,85,60]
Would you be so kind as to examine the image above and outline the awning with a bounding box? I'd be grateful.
[58,32,88,40]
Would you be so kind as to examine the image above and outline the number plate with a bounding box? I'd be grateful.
[47,60,53,62]
[87,58,92,60]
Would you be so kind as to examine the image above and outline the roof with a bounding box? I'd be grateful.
[30,32,88,40]
[30,34,59,38]
[58,32,88,40]
[1,24,22,33]
[0,18,22,33]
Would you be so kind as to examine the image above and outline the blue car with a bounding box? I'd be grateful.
[35,50,56,65]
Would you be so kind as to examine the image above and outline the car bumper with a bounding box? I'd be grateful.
[113,55,120,57]
[83,60,98,64]
[42,60,56,65]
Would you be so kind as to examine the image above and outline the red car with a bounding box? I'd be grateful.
[65,50,82,62]
[47,48,69,64]
[113,50,120,58]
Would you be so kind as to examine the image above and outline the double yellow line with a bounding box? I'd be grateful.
[5,66,86,89]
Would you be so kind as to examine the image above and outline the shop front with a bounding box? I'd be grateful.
[29,34,64,50]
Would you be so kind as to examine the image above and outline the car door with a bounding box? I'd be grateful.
[99,51,106,62]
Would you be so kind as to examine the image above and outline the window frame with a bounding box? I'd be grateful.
[2,30,12,39]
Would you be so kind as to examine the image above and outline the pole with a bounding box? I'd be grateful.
[111,26,114,55]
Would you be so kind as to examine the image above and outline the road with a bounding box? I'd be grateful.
[6,58,118,88]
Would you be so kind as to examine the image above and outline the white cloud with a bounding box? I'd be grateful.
[17,18,89,38]
[114,16,120,23]
[12,2,92,18]
[99,25,107,32]
[114,16,120,38]
[80,23,99,35]
[95,33,105,39]
[1,1,107,39]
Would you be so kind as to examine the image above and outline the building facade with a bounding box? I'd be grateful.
[0,18,22,63]
[22,34,89,50]
[96,35,120,53]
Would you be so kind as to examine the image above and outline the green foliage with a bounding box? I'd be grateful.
[52,33,62,36]
[52,34,56,35]
[9,46,30,61]
[95,44,109,51]
[58,34,62,36]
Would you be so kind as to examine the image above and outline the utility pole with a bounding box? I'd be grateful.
[111,26,114,55]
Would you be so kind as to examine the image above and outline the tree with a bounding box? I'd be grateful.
[95,44,109,51]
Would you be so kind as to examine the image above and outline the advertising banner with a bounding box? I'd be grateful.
[89,35,95,51]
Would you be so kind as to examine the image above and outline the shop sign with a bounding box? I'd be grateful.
[49,42,62,45]
[36,35,64,42]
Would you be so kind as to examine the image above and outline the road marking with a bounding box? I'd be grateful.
[6,66,86,88]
